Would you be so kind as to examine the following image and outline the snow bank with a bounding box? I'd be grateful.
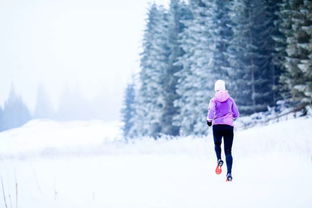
[0,117,311,159]
[0,119,122,157]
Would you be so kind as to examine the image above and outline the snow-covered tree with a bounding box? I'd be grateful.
[160,0,191,136]
[228,0,279,114]
[212,0,234,82]
[267,0,285,103]
[250,0,279,110]
[174,0,216,136]
[0,86,31,131]
[278,0,312,104]
[228,0,257,114]
[130,4,170,138]
[125,74,141,138]
[121,82,136,139]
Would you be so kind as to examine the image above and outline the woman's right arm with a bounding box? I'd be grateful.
[232,99,239,119]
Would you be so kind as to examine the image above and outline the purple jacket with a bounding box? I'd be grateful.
[207,90,239,126]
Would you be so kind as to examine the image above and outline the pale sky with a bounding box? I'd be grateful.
[0,0,169,121]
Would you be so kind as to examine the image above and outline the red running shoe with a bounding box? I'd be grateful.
[215,159,223,175]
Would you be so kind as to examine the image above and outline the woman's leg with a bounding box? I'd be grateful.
[223,126,234,174]
[213,125,223,161]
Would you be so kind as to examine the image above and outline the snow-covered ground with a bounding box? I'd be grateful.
[0,117,311,208]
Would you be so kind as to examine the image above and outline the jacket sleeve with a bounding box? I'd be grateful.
[207,99,215,121]
[232,98,239,119]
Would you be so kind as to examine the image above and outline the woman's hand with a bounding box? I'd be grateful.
[207,120,212,126]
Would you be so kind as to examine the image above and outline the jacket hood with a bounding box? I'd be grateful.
[214,90,230,102]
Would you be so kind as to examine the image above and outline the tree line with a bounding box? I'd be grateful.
[122,0,312,138]
[0,85,108,131]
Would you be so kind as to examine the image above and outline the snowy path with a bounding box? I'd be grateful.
[0,118,312,208]
[1,153,311,208]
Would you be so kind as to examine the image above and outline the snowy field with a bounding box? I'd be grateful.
[0,117,312,208]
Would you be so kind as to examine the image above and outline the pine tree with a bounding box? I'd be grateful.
[212,0,234,82]
[131,4,170,138]
[121,82,136,139]
[125,74,141,138]
[161,0,191,136]
[267,0,285,103]
[278,0,312,104]
[298,0,312,103]
[229,0,279,114]
[251,0,278,110]
[0,86,32,131]
[175,0,216,135]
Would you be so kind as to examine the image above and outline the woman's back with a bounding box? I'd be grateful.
[207,90,239,126]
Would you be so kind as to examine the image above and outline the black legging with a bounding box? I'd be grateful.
[213,124,234,174]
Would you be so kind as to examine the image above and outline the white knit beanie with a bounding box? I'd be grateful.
[214,80,226,91]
